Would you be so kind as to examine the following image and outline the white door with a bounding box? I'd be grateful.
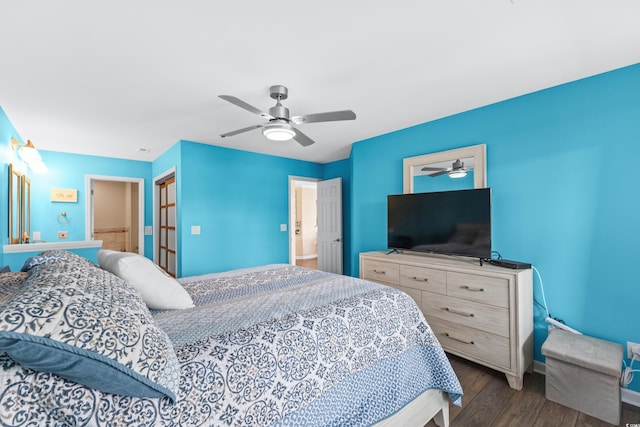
[317,177,342,274]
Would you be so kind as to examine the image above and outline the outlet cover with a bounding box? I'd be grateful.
[627,342,640,359]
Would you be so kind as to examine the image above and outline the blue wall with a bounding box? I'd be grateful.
[3,62,640,391]
[0,107,22,265]
[349,63,640,389]
[32,151,153,250]
[177,141,323,276]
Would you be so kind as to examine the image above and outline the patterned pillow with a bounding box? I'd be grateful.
[21,249,94,272]
[0,256,180,401]
[0,272,27,304]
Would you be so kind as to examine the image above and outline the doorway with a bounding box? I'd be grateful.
[86,175,144,254]
[291,179,318,269]
[288,176,343,274]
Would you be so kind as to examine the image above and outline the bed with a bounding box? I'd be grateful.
[0,250,462,426]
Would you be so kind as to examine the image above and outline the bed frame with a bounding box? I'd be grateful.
[373,389,449,427]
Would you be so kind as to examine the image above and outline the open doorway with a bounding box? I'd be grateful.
[86,175,144,254]
[289,177,319,269]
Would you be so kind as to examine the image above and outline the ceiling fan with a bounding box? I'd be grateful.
[218,85,356,147]
[421,159,470,178]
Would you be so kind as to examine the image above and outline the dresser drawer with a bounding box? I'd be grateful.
[422,293,509,338]
[427,316,511,370]
[399,265,446,295]
[361,259,400,285]
[447,272,509,308]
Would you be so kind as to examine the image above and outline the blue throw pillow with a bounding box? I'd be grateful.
[0,254,180,401]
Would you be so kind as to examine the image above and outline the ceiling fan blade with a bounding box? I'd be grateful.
[292,110,356,124]
[429,170,449,177]
[421,166,444,171]
[219,95,273,119]
[220,124,263,138]
[292,128,315,147]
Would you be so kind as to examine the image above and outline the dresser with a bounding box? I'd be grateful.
[360,251,533,390]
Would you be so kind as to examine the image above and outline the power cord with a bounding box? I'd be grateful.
[532,265,549,319]
[621,354,640,387]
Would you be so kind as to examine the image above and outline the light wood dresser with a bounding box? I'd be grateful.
[360,251,533,390]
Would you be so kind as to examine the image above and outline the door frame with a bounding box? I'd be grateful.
[153,167,177,268]
[85,174,145,254]
[288,176,320,265]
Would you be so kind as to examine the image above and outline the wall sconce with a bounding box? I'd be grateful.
[11,137,47,173]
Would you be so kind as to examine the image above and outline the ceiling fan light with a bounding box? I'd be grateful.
[449,169,467,178]
[262,123,295,141]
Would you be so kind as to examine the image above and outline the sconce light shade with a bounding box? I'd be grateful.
[11,138,46,173]
[19,140,42,163]
[262,122,296,141]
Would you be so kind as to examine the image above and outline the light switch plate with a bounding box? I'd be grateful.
[191,225,201,235]
[144,226,152,235]
[280,224,287,232]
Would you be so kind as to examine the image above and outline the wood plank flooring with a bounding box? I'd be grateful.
[427,354,640,427]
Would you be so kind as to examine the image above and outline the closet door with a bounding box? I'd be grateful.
[158,176,177,277]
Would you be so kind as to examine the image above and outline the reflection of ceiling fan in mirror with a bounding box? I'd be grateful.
[421,159,470,178]
[218,85,356,147]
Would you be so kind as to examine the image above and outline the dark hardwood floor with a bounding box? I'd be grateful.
[427,354,640,427]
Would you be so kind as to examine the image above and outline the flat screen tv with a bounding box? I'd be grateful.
[387,188,491,260]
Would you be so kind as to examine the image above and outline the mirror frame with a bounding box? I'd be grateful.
[403,144,486,193]
[8,163,31,244]
[9,164,22,244]
[22,175,30,242]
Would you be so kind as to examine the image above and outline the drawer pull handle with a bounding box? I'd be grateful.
[373,269,386,275]
[444,307,475,317]
[445,333,475,345]
[412,276,428,282]
[461,285,484,292]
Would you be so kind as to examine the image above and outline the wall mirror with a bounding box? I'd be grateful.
[8,164,30,244]
[403,144,486,193]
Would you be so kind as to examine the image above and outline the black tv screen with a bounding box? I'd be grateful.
[387,188,491,259]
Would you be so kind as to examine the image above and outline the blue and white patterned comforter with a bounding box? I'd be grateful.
[0,264,461,426]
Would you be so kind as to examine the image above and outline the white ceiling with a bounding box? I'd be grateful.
[2,1,639,164]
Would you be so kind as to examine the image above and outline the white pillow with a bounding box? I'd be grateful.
[97,250,194,310]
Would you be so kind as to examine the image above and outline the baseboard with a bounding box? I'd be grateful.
[532,360,640,407]
[533,360,546,375]
[295,255,318,260]
[622,388,640,407]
